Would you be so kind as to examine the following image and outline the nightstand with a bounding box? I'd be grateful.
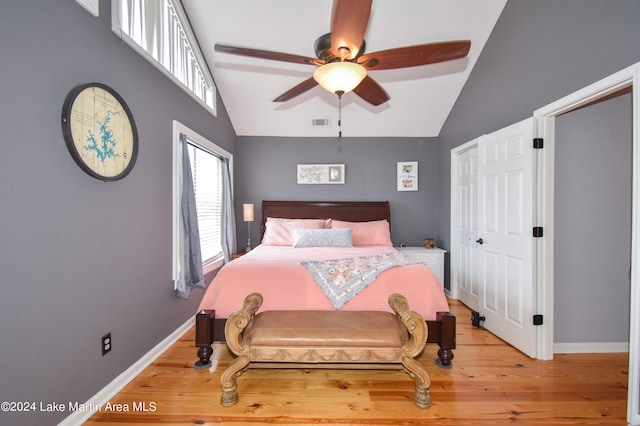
[231,252,248,260]
[397,246,446,286]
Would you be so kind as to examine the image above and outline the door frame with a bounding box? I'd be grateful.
[534,62,640,425]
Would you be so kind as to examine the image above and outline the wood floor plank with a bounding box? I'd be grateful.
[85,299,629,425]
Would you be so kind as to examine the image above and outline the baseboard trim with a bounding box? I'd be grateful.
[554,341,629,354]
[58,316,194,426]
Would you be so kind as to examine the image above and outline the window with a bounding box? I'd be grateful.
[187,143,223,266]
[172,121,232,283]
[112,0,216,115]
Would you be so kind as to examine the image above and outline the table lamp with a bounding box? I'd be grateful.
[243,203,254,252]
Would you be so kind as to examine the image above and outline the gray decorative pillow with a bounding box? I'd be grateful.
[293,228,353,247]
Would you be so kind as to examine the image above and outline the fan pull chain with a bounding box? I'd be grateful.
[336,90,344,138]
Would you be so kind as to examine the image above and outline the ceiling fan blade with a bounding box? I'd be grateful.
[352,75,389,106]
[330,0,372,59]
[215,44,323,66]
[359,40,471,70]
[273,77,319,102]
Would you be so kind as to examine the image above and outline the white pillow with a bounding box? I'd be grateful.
[293,228,353,248]
[261,218,327,246]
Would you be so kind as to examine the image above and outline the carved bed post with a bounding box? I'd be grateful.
[194,309,216,369]
[435,311,456,368]
[389,294,431,408]
[220,293,263,406]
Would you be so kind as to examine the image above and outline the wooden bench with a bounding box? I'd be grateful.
[220,293,431,408]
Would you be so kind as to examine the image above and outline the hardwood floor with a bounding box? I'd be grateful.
[85,300,628,425]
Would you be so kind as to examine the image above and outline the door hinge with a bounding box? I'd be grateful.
[533,314,543,326]
[533,227,543,238]
[533,138,544,149]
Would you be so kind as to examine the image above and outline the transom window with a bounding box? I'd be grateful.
[112,0,216,115]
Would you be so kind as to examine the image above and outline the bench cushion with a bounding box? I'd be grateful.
[244,310,408,347]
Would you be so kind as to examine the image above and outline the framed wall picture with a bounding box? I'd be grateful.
[61,83,138,181]
[397,161,418,191]
[297,164,345,184]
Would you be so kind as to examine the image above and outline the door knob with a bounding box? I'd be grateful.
[476,238,484,245]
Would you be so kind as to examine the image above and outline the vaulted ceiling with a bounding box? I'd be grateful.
[182,0,507,137]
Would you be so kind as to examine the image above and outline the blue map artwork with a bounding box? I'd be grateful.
[84,110,122,164]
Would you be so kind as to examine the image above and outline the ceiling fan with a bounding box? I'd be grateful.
[214,0,471,106]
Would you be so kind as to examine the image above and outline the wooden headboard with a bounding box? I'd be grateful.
[260,200,391,240]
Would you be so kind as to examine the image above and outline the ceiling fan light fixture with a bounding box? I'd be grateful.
[313,61,367,95]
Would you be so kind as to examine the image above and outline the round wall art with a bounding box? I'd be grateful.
[61,82,138,181]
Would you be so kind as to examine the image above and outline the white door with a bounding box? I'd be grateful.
[455,145,480,311]
[477,117,537,358]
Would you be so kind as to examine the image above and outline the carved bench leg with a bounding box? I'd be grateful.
[220,354,250,406]
[402,356,431,408]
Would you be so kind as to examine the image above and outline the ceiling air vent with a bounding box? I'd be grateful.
[311,118,330,128]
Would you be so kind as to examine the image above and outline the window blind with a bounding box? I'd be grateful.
[187,142,223,266]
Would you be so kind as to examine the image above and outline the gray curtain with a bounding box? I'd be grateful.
[221,158,237,262]
[176,133,204,299]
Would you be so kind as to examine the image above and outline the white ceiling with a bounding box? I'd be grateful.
[182,0,507,138]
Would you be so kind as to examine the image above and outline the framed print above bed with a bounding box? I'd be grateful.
[297,164,345,184]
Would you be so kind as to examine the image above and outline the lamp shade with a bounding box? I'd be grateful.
[243,203,254,222]
[313,61,367,94]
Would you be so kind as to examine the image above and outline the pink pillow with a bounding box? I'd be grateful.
[331,219,393,246]
[261,218,328,246]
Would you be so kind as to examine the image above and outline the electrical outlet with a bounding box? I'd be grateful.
[101,333,112,356]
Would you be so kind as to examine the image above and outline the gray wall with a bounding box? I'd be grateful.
[0,1,235,424]
[234,136,439,248]
[554,93,632,343]
[436,0,640,342]
[438,0,640,256]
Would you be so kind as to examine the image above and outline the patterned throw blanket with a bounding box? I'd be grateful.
[301,252,420,309]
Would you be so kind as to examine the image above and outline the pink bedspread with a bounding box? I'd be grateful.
[197,245,449,321]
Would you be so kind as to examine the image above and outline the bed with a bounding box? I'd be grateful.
[194,200,456,368]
